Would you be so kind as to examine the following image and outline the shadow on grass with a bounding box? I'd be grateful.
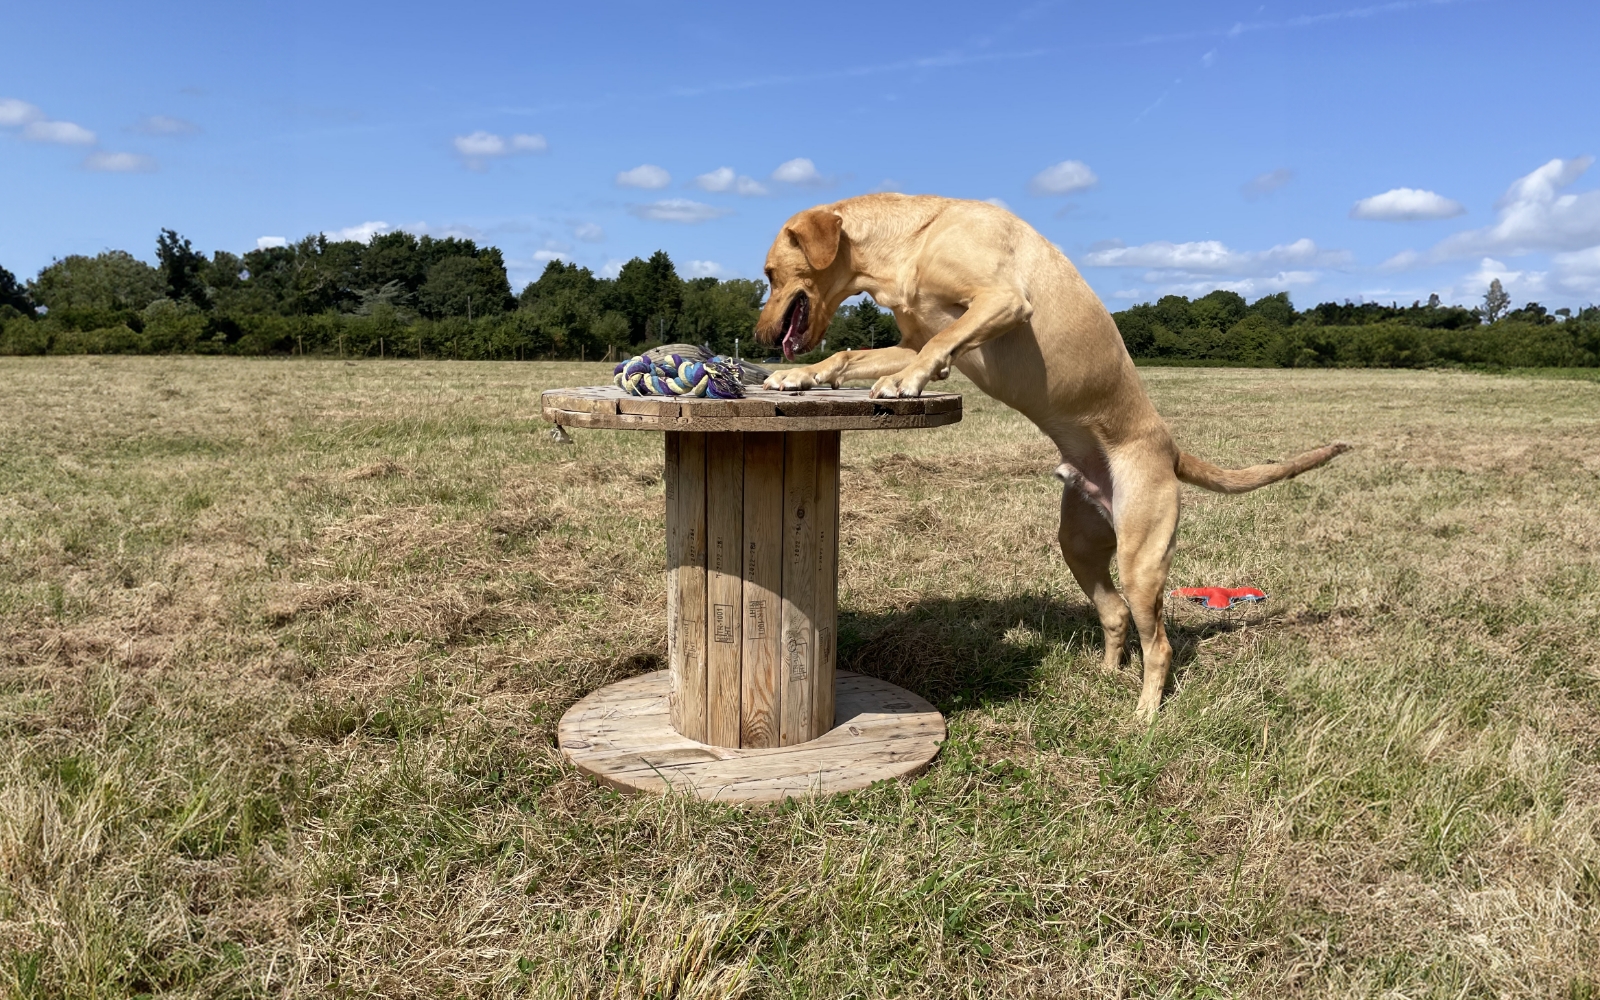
[837,593,1097,713]
[839,593,1253,713]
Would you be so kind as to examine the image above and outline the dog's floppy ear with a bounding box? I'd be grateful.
[785,209,843,271]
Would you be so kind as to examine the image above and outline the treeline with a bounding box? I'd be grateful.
[2,232,1596,368]
[0,231,783,361]
[1113,289,1600,368]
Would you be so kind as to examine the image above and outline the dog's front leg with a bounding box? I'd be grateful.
[871,290,1030,398]
[764,346,920,391]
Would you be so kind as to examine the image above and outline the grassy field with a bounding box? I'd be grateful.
[1,356,1596,998]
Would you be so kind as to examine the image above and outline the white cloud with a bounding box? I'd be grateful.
[616,164,671,189]
[455,131,507,157]
[771,157,825,186]
[323,221,390,243]
[627,198,731,223]
[694,166,734,190]
[256,236,288,250]
[532,250,571,263]
[452,131,546,169]
[1028,159,1097,196]
[983,197,1010,210]
[83,150,157,173]
[1450,256,1548,302]
[406,221,485,241]
[23,120,96,145]
[1553,246,1600,297]
[0,98,43,127]
[686,260,728,278]
[1083,237,1349,274]
[134,114,199,136]
[1351,187,1466,221]
[1242,168,1294,199]
[1429,157,1600,258]
[600,258,627,279]
[693,166,767,196]
[1149,273,1319,298]
[572,222,605,242]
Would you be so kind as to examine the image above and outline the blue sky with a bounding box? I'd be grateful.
[3,0,1598,310]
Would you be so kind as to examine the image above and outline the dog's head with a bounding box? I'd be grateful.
[755,206,850,360]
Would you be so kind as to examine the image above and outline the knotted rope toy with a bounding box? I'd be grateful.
[613,353,747,398]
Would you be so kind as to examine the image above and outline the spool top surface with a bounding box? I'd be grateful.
[543,385,961,432]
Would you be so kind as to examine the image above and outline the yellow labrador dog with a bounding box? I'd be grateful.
[755,193,1348,719]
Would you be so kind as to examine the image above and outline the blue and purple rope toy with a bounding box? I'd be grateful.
[613,353,747,399]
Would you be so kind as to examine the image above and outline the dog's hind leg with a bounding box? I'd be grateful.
[1110,462,1181,721]
[1057,486,1130,671]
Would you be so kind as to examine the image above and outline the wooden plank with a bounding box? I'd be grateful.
[547,409,961,433]
[674,433,709,742]
[618,396,682,417]
[664,432,681,734]
[780,431,818,745]
[773,397,875,418]
[705,433,744,748]
[740,432,784,748]
[812,431,839,738]
[681,397,778,418]
[558,670,945,805]
[541,390,618,414]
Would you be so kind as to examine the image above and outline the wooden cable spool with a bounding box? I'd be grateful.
[543,384,959,799]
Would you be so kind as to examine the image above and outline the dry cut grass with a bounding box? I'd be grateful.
[0,356,1597,998]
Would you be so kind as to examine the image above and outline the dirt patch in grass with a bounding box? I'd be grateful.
[0,358,1596,997]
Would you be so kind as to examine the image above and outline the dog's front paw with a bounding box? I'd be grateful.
[869,367,930,399]
[763,365,835,392]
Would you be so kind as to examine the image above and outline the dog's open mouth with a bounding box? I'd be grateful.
[780,292,810,361]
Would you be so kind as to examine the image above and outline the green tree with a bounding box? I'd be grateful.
[156,229,210,309]
[0,264,34,316]
[29,251,163,312]
[1480,278,1511,324]
[679,277,767,354]
[609,251,682,343]
[823,298,899,352]
[416,254,511,320]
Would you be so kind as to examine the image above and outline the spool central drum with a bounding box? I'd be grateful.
[667,430,839,748]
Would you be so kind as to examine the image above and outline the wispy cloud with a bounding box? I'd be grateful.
[1242,168,1294,199]
[323,221,391,243]
[572,222,605,242]
[0,98,42,127]
[1028,160,1097,196]
[256,237,288,250]
[134,114,200,136]
[23,120,96,145]
[616,164,671,189]
[627,199,731,223]
[1136,0,1482,46]
[694,166,767,196]
[83,150,156,172]
[452,130,547,170]
[1084,237,1350,274]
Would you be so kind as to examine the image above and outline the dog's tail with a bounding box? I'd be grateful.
[1175,442,1351,494]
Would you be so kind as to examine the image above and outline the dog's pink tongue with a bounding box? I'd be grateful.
[781,306,804,360]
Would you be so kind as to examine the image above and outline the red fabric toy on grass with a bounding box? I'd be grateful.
[1170,586,1268,609]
